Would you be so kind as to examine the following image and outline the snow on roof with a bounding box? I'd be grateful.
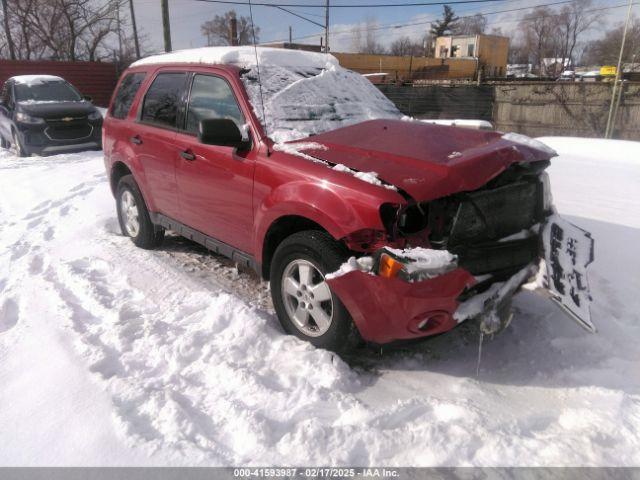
[11,75,65,85]
[131,46,338,69]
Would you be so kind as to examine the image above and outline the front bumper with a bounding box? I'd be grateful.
[16,120,102,156]
[327,267,477,344]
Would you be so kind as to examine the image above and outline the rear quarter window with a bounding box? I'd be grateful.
[140,72,188,129]
[110,72,146,120]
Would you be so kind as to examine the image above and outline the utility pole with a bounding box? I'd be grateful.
[116,0,123,62]
[605,0,633,138]
[1,0,16,60]
[129,0,141,59]
[324,0,329,53]
[289,26,292,45]
[161,0,172,53]
[230,15,238,46]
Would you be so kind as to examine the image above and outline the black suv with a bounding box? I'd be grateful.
[0,75,102,157]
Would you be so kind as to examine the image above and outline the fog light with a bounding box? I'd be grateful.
[409,310,451,333]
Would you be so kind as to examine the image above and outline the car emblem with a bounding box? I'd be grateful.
[62,117,73,122]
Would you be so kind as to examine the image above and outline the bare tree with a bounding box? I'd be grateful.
[453,13,487,35]
[555,0,599,70]
[351,16,386,54]
[582,16,640,65]
[389,36,424,56]
[518,6,556,74]
[2,0,120,61]
[1,0,16,58]
[201,10,258,46]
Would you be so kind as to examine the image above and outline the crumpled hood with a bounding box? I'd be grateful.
[18,101,96,119]
[289,119,553,201]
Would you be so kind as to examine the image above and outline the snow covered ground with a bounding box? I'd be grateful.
[0,137,638,466]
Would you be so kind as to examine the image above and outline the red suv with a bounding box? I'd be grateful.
[103,47,593,352]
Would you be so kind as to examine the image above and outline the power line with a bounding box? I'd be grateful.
[191,0,514,8]
[267,0,626,43]
[271,5,326,27]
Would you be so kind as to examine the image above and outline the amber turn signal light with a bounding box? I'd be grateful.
[378,253,403,278]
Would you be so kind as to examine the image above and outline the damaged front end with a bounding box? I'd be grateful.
[327,158,595,344]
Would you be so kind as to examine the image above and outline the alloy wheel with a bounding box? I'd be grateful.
[120,190,140,237]
[281,259,334,337]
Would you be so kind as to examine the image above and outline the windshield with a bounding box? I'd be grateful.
[15,80,82,103]
[241,64,402,144]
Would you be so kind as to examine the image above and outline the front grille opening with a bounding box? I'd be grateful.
[425,164,546,276]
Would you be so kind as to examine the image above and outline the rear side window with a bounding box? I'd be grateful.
[141,72,187,129]
[111,72,146,119]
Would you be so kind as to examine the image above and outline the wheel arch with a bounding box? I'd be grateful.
[260,215,331,280]
[110,161,132,195]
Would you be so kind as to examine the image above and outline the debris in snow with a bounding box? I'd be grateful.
[502,132,558,156]
[542,214,595,332]
[454,263,537,326]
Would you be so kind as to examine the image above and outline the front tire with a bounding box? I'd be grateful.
[116,174,164,249]
[11,130,28,157]
[270,230,356,352]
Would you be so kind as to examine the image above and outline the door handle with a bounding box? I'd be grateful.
[130,135,142,145]
[180,150,196,161]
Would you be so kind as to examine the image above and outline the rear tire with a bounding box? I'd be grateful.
[0,135,9,149]
[270,230,356,353]
[116,174,164,249]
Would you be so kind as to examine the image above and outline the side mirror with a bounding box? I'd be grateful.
[199,118,250,150]
[83,95,93,102]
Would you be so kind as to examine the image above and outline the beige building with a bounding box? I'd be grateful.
[434,34,509,77]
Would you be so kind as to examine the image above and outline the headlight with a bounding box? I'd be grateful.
[88,110,102,121]
[502,132,557,157]
[376,247,458,281]
[15,112,44,125]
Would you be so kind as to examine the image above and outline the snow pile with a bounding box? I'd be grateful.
[332,163,397,191]
[274,142,397,191]
[11,74,64,85]
[384,247,457,276]
[131,46,402,144]
[242,64,402,143]
[419,118,494,130]
[326,257,374,280]
[131,46,338,70]
[1,136,640,466]
[272,141,327,162]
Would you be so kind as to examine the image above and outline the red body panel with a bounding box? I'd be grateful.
[289,119,550,202]
[327,268,476,343]
[103,62,552,344]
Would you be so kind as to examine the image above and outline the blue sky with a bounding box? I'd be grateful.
[131,0,632,53]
